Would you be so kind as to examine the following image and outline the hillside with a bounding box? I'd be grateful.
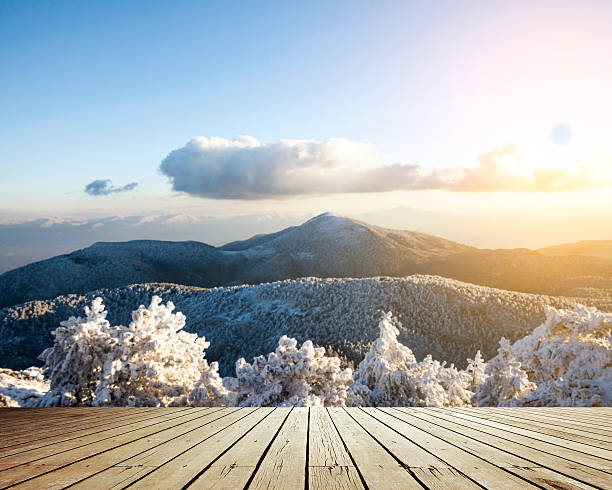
[0,213,471,308]
[538,240,612,259]
[2,275,610,376]
[1,212,611,309]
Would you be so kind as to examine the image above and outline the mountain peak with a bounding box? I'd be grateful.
[307,211,345,220]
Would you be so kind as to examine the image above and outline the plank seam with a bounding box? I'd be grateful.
[444,408,612,448]
[60,408,248,489]
[359,408,487,490]
[326,408,370,490]
[0,407,197,456]
[0,408,210,470]
[0,408,221,489]
[244,407,293,490]
[421,408,612,468]
[179,408,278,490]
[304,407,310,490]
[395,408,607,490]
[342,408,428,489]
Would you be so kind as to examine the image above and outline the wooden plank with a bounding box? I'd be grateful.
[308,407,364,490]
[327,408,420,489]
[386,408,601,490]
[366,408,536,489]
[347,408,479,489]
[128,408,272,489]
[435,409,612,467]
[249,407,308,490]
[505,408,612,431]
[0,408,216,486]
[0,407,193,452]
[474,408,612,441]
[417,408,612,487]
[456,408,612,449]
[0,408,610,490]
[16,408,246,489]
[188,407,290,489]
[0,408,146,437]
[0,407,200,462]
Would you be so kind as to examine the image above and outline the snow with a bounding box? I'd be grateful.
[0,367,48,407]
[350,312,475,406]
[37,296,219,407]
[2,295,609,407]
[479,304,612,406]
[3,275,610,379]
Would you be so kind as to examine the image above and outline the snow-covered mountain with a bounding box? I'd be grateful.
[1,212,611,309]
[2,275,610,376]
[0,213,471,308]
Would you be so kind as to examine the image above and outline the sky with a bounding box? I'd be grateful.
[0,0,611,257]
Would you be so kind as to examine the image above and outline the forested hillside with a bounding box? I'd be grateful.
[2,275,610,375]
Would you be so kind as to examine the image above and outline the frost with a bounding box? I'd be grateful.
[498,305,611,406]
[37,296,218,407]
[350,312,476,407]
[472,338,536,406]
[3,296,610,407]
[222,335,353,407]
[0,367,48,407]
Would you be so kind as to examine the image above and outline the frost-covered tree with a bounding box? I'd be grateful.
[38,298,118,406]
[350,312,476,406]
[38,296,218,407]
[189,361,233,407]
[504,305,611,406]
[223,335,353,407]
[472,338,536,406]
[466,351,487,391]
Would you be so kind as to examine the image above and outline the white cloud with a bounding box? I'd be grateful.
[159,136,608,199]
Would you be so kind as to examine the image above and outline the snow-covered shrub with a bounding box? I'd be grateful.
[223,335,353,407]
[38,298,118,406]
[465,351,487,391]
[350,312,477,406]
[189,361,233,407]
[472,338,536,406]
[498,305,610,406]
[0,367,48,407]
[38,296,218,406]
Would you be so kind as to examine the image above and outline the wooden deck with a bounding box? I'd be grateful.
[0,408,611,489]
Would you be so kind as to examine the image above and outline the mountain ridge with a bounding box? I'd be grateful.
[1,212,611,308]
[3,275,610,374]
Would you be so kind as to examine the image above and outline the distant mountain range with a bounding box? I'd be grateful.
[1,212,611,309]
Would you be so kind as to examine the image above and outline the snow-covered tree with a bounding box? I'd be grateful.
[223,335,353,407]
[38,298,118,406]
[38,296,218,407]
[189,361,233,407]
[350,312,476,406]
[472,338,536,406]
[504,305,611,406]
[466,351,487,391]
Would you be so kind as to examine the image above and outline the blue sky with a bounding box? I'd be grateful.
[0,1,611,246]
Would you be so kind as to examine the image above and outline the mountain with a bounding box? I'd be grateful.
[1,212,611,309]
[2,275,610,375]
[537,240,612,259]
[0,213,471,308]
[0,213,304,273]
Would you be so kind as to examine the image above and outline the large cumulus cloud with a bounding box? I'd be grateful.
[85,180,138,196]
[159,136,605,199]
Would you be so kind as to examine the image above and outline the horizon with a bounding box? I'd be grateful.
[1,0,612,269]
[2,209,612,273]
